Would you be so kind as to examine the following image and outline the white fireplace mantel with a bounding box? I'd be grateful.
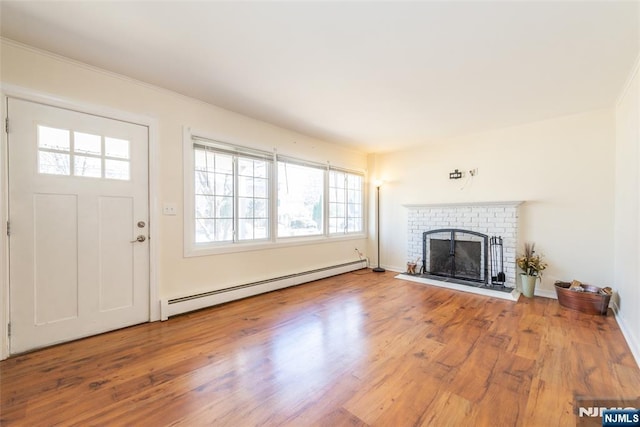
[403,200,524,209]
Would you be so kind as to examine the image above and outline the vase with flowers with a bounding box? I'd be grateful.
[516,242,547,298]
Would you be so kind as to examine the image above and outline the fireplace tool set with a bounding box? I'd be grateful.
[490,236,506,286]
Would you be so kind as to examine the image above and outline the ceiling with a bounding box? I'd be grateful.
[1,1,638,153]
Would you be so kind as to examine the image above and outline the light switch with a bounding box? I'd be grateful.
[163,203,177,216]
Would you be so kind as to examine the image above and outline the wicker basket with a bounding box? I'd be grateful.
[554,281,611,315]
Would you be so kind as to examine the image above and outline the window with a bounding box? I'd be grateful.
[193,140,272,245]
[329,170,363,234]
[186,132,365,255]
[237,158,269,240]
[37,125,131,180]
[277,160,324,237]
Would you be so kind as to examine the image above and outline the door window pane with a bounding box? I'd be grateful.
[38,151,70,175]
[105,137,130,159]
[38,125,70,151]
[74,132,101,155]
[74,156,102,178]
[37,126,131,181]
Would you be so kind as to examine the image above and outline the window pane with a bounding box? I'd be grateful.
[329,202,337,217]
[38,151,70,175]
[254,199,267,218]
[348,174,362,189]
[74,132,101,155]
[74,155,102,178]
[215,153,232,173]
[238,158,254,176]
[215,173,233,196]
[254,219,268,239]
[195,195,214,218]
[238,218,254,240]
[254,178,268,198]
[254,161,267,178]
[215,196,233,218]
[38,125,70,151]
[195,171,214,195]
[238,176,254,197]
[348,189,361,204]
[239,197,254,218]
[195,219,215,243]
[216,219,233,241]
[278,162,323,237]
[105,137,130,159]
[329,172,338,187]
[105,159,130,180]
[329,170,363,235]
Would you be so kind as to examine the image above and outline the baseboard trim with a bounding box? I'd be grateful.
[611,301,640,369]
[160,260,367,320]
[534,288,557,299]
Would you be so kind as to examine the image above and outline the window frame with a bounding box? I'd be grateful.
[276,156,327,239]
[184,128,366,257]
[328,168,364,236]
[190,135,274,246]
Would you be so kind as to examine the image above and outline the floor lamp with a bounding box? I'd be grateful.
[373,180,385,273]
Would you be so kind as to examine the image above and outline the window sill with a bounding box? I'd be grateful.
[184,233,367,258]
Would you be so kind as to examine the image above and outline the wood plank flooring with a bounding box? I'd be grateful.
[1,270,639,426]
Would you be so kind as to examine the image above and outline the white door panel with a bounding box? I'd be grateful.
[33,193,79,325]
[98,195,135,312]
[8,98,149,353]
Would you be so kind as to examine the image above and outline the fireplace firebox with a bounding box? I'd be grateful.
[422,229,489,284]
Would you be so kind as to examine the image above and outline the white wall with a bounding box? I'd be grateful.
[0,40,368,306]
[614,61,640,366]
[369,109,616,296]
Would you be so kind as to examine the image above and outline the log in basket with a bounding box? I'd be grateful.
[554,281,611,315]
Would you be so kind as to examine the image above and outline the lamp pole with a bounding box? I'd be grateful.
[373,182,385,273]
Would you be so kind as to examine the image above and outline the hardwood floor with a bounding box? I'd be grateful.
[1,270,639,426]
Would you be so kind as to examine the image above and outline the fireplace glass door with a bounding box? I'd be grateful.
[423,229,488,283]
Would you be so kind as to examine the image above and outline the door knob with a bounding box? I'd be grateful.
[130,235,146,243]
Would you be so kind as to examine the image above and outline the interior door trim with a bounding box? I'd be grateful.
[1,84,160,359]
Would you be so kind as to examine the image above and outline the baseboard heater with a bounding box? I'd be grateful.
[160,259,367,320]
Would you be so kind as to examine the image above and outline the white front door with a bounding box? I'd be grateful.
[7,98,150,354]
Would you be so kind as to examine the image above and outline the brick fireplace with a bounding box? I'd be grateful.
[405,202,521,289]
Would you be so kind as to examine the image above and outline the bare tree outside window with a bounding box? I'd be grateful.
[193,145,270,244]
